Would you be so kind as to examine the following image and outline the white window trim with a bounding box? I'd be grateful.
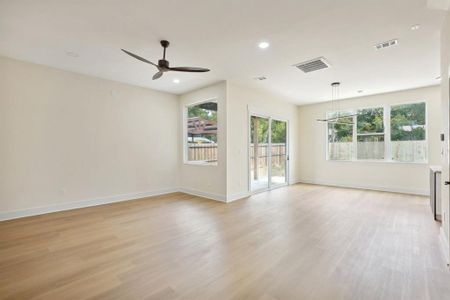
[325,101,428,164]
[389,100,428,163]
[183,98,218,166]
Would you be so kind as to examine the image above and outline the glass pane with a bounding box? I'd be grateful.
[327,111,354,160]
[390,102,427,162]
[250,116,269,191]
[187,102,218,163]
[356,107,384,160]
[271,119,287,186]
[357,135,385,160]
[391,141,427,162]
[357,107,384,134]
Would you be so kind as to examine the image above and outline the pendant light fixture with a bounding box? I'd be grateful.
[316,82,357,124]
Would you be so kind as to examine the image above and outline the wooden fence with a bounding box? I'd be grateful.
[250,143,286,178]
[328,141,427,161]
[188,144,218,162]
[250,143,286,166]
[188,143,287,166]
[189,141,426,163]
[391,141,427,162]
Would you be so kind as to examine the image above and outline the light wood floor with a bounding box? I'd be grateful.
[1,184,449,300]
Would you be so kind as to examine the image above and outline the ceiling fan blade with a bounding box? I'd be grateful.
[152,71,163,80]
[169,67,210,72]
[121,49,158,68]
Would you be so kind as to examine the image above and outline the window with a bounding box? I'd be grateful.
[390,102,426,162]
[356,107,384,160]
[186,101,218,164]
[326,102,427,163]
[327,111,354,160]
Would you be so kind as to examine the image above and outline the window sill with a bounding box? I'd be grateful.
[326,159,428,165]
[184,161,218,167]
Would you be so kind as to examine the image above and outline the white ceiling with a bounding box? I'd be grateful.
[0,0,447,104]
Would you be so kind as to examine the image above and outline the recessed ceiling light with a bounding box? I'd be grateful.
[65,51,79,58]
[258,42,270,49]
[253,76,267,81]
[411,24,420,31]
[173,78,180,84]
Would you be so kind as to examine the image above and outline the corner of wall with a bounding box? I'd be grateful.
[439,9,450,259]
[178,81,228,199]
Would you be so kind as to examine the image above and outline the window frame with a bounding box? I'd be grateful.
[325,110,355,161]
[389,101,428,163]
[325,101,428,164]
[183,98,218,166]
[355,106,386,161]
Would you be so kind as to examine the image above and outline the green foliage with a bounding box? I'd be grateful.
[188,103,217,122]
[327,112,353,142]
[271,120,286,143]
[390,103,425,141]
[251,117,268,143]
[357,108,384,133]
[251,117,286,143]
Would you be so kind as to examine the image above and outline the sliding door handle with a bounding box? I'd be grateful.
[445,181,450,185]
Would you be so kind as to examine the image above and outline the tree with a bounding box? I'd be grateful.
[188,105,217,122]
[328,112,353,142]
[357,108,384,134]
[250,118,286,143]
[271,120,286,143]
[390,103,425,141]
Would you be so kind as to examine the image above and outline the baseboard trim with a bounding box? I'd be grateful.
[439,227,450,266]
[178,188,227,203]
[297,179,429,196]
[0,188,179,221]
[4,180,423,221]
[289,179,302,185]
[226,191,251,202]
[0,187,231,221]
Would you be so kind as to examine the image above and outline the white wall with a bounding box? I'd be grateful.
[0,57,179,215]
[439,10,450,262]
[226,83,300,199]
[0,54,445,221]
[178,81,300,202]
[178,81,228,201]
[0,59,299,217]
[298,86,441,195]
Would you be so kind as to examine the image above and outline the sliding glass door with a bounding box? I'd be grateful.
[270,119,287,187]
[250,115,288,192]
[250,116,270,191]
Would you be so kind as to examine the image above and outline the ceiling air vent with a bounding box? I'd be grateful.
[293,57,331,73]
[374,39,398,50]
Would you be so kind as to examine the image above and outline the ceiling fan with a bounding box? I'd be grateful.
[121,40,210,80]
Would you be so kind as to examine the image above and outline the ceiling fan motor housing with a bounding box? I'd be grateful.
[158,59,169,69]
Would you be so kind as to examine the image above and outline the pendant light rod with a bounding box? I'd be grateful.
[317,82,358,123]
[331,82,340,113]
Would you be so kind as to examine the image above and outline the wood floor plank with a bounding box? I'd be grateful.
[0,185,449,300]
